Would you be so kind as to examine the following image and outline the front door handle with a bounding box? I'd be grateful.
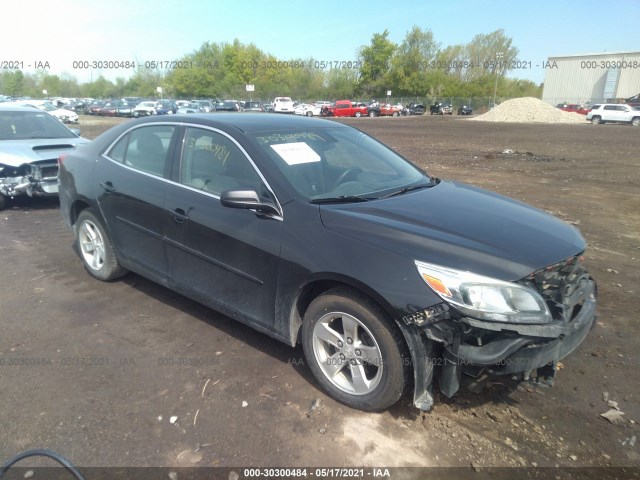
[171,207,189,223]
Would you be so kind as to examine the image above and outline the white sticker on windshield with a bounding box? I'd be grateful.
[270,142,321,165]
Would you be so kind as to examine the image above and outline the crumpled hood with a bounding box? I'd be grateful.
[0,138,89,167]
[320,180,586,281]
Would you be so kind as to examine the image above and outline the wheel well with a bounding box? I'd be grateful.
[289,279,402,346]
[70,200,92,228]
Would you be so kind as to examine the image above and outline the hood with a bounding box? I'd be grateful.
[0,138,89,167]
[320,180,586,281]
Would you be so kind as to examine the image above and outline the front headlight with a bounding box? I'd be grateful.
[415,261,552,324]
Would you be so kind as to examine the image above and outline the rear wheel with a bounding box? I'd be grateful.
[306,111,313,117]
[355,111,362,118]
[631,117,640,126]
[76,209,127,281]
[392,111,399,117]
[302,288,410,411]
[368,110,376,118]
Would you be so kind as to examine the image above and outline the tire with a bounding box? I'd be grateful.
[355,111,362,118]
[392,111,399,117]
[591,116,602,125]
[75,209,127,281]
[306,111,313,117]
[631,117,640,127]
[301,288,410,411]
[368,110,376,118]
[0,194,7,210]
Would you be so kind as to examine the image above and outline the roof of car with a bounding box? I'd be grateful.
[0,103,43,112]
[134,112,346,133]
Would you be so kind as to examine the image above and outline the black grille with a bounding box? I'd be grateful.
[519,255,594,322]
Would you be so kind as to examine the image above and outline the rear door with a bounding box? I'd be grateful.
[96,123,179,277]
[163,126,283,328]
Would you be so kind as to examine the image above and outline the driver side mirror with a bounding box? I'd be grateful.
[220,189,280,216]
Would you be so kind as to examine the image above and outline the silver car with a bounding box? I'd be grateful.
[0,104,89,209]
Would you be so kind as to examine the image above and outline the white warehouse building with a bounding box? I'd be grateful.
[541,51,640,105]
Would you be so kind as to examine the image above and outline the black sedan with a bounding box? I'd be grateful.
[58,114,597,412]
[458,105,473,115]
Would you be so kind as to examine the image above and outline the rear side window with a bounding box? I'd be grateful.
[106,125,177,177]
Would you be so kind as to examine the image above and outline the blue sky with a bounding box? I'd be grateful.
[3,0,639,85]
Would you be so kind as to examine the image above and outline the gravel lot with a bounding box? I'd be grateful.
[0,113,638,474]
[471,97,586,123]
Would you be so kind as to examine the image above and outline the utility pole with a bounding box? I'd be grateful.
[492,51,503,109]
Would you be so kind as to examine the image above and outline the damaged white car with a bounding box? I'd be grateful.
[0,104,89,209]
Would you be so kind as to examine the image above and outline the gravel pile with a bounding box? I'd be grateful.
[470,97,587,124]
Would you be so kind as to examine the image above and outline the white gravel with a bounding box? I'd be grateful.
[470,97,587,124]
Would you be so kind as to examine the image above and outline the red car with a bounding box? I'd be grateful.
[556,104,591,115]
[322,100,368,117]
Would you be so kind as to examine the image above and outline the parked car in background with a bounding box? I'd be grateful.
[134,101,157,117]
[0,104,89,209]
[177,102,202,114]
[294,103,322,117]
[457,105,473,115]
[263,102,275,113]
[194,100,214,112]
[430,102,453,115]
[155,100,177,115]
[244,101,266,112]
[87,100,106,115]
[371,103,402,117]
[273,97,295,113]
[556,104,590,115]
[402,103,426,116]
[99,102,119,117]
[215,100,243,112]
[15,100,79,124]
[322,100,368,117]
[116,100,138,118]
[57,113,598,412]
[586,104,640,125]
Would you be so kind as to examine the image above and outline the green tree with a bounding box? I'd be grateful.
[357,30,396,97]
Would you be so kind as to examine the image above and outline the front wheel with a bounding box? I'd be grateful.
[355,111,362,117]
[591,116,602,125]
[306,111,313,117]
[392,111,399,117]
[76,209,127,281]
[302,288,410,411]
[368,110,376,118]
[631,117,640,126]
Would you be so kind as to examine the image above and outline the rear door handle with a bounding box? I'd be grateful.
[171,207,189,223]
[99,181,116,193]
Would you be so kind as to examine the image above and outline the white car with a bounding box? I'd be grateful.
[14,100,78,124]
[293,103,322,117]
[134,101,158,117]
[273,96,294,113]
[586,103,640,125]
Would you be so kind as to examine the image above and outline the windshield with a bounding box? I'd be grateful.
[249,126,428,201]
[0,110,76,140]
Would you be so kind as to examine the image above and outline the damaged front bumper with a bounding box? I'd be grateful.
[400,258,598,411]
[0,161,59,199]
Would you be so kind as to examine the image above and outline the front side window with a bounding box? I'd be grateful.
[179,127,263,196]
[106,125,177,177]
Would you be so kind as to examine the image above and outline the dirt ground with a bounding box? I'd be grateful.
[0,113,638,475]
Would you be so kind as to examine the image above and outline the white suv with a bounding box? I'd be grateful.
[586,104,640,126]
[273,97,294,113]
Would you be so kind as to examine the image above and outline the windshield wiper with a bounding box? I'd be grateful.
[309,195,372,204]
[381,179,438,199]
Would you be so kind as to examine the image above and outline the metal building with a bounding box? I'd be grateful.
[541,51,640,106]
